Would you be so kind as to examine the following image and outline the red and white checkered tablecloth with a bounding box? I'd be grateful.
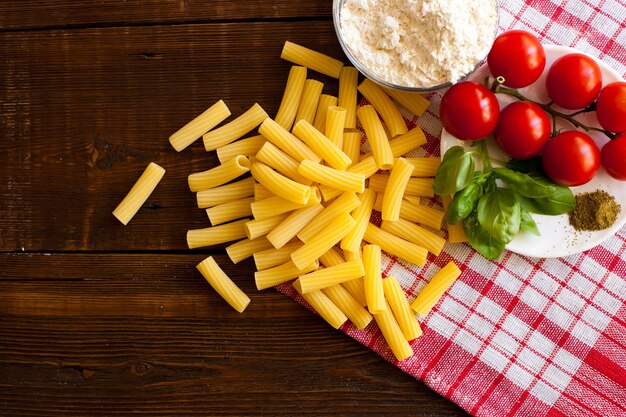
[279,1,626,416]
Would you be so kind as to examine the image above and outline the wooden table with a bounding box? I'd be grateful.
[0,2,469,415]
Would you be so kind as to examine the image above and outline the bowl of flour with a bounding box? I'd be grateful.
[333,0,499,91]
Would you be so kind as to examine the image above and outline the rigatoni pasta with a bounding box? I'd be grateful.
[325,106,346,148]
[381,219,445,256]
[363,223,428,266]
[382,276,422,341]
[313,94,338,132]
[206,197,254,226]
[203,103,268,151]
[441,195,467,243]
[338,66,358,128]
[253,241,302,271]
[298,160,365,193]
[253,183,274,201]
[113,162,166,225]
[322,284,373,330]
[226,237,274,264]
[342,131,362,168]
[369,175,434,197]
[197,177,255,208]
[258,118,321,163]
[292,120,351,170]
[358,79,408,138]
[292,280,348,329]
[281,41,344,79]
[363,245,386,314]
[275,66,307,130]
[373,300,414,361]
[295,79,323,124]
[297,192,361,243]
[187,219,250,249]
[406,157,440,177]
[250,162,311,205]
[197,256,250,313]
[256,141,312,185]
[341,189,376,253]
[266,203,323,249]
[383,87,430,117]
[357,105,394,170]
[382,158,415,221]
[411,261,462,317]
[169,100,231,152]
[255,260,319,290]
[188,155,250,192]
[297,260,365,294]
[251,196,306,220]
[244,213,290,240]
[216,135,266,163]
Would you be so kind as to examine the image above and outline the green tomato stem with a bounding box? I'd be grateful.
[478,140,493,172]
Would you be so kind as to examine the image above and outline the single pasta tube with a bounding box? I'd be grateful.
[188,155,250,192]
[244,213,290,240]
[187,218,250,249]
[206,197,254,226]
[382,158,415,221]
[203,103,268,151]
[322,284,373,330]
[373,194,444,230]
[357,105,394,170]
[169,100,231,152]
[313,94,338,132]
[196,177,255,208]
[338,66,358,128]
[441,195,467,243]
[297,260,365,293]
[258,118,321,163]
[342,131,362,168]
[373,300,414,361]
[405,157,440,177]
[197,256,250,313]
[297,192,361,243]
[318,247,345,268]
[281,41,344,79]
[216,135,266,163]
[344,248,361,261]
[342,278,368,308]
[341,189,376,252]
[290,211,356,270]
[381,219,446,256]
[226,237,274,264]
[292,120,351,170]
[358,79,408,138]
[383,276,422,341]
[363,223,428,266]
[275,66,307,130]
[369,175,434,197]
[383,87,430,117]
[253,241,303,271]
[256,141,312,185]
[255,260,319,290]
[325,106,346,148]
[363,245,386,314]
[254,183,274,201]
[292,280,348,329]
[317,156,378,202]
[251,196,306,220]
[295,79,323,125]
[250,162,311,205]
[267,203,323,249]
[298,160,365,193]
[113,162,166,225]
[362,127,427,159]
[411,261,462,317]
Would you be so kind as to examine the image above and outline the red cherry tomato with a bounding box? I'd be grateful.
[596,82,626,133]
[601,133,626,180]
[487,30,546,88]
[542,131,600,186]
[440,81,500,141]
[494,101,551,160]
[546,53,602,110]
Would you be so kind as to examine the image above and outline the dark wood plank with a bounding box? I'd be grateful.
[0,21,343,252]
[0,253,470,416]
[0,1,331,30]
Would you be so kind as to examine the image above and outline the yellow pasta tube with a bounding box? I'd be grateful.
[251,196,306,220]
[196,177,255,208]
[275,66,307,130]
[281,41,344,79]
[254,183,274,201]
[292,280,348,329]
[341,189,376,253]
[344,248,361,261]
[357,105,394,170]
[188,155,250,192]
[206,197,254,226]
[197,256,250,313]
[383,87,430,117]
[373,300,414,361]
[313,94,338,132]
[202,103,268,151]
[322,284,372,330]
[258,118,321,163]
[325,106,346,148]
[400,200,445,230]
[358,79,408,138]
[382,158,415,221]
[411,261,462,317]
[244,213,290,240]
[253,241,303,271]
[317,155,378,202]
[112,162,166,225]
[297,192,361,243]
[342,278,368,308]
[216,135,266,163]
[363,223,428,266]
[256,141,312,185]
[342,131,362,168]
[267,203,323,249]
[292,120,351,170]
[226,237,274,264]
[169,100,231,152]
[369,175,434,197]
[441,195,467,243]
[255,260,319,290]
[318,247,345,268]
[381,219,446,256]
[295,79,323,125]
[290,211,356,270]
[250,162,311,205]
[363,245,386,314]
[363,127,428,159]
[298,160,365,193]
[406,157,440,177]
[338,66,358,128]
[383,276,422,341]
[187,219,249,249]
[297,260,365,294]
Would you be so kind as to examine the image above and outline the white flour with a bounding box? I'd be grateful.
[339,0,498,88]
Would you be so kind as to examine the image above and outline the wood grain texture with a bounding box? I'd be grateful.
[0,0,332,30]
[0,253,470,416]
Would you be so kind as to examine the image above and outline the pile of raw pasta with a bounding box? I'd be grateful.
[112,41,465,362]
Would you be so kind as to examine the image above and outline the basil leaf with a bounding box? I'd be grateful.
[519,210,540,236]
[519,189,575,215]
[493,168,558,198]
[433,146,475,196]
[463,210,507,260]
[476,188,521,244]
[446,180,484,224]
[506,157,543,174]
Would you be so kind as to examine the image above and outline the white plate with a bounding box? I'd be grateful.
[441,45,626,258]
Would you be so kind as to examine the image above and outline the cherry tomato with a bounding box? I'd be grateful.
[546,53,602,110]
[601,133,626,180]
[487,30,546,88]
[542,131,600,186]
[440,81,500,141]
[494,101,551,160]
[596,82,626,133]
